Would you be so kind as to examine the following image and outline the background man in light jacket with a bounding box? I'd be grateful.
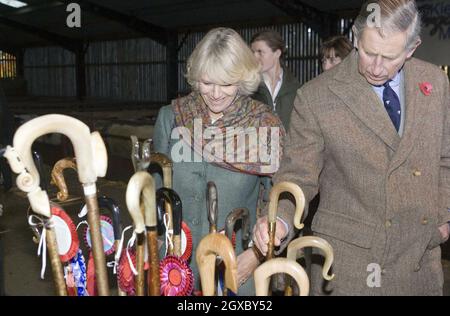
[253,0,450,295]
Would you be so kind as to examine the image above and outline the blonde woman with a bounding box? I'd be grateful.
[153,27,284,295]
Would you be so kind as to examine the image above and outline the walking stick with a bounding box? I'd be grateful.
[97,196,125,296]
[207,182,218,234]
[284,236,334,296]
[196,233,238,296]
[225,208,250,250]
[156,188,194,296]
[130,136,152,173]
[150,152,173,189]
[156,188,182,256]
[254,258,309,296]
[150,152,173,252]
[126,171,160,296]
[50,157,79,203]
[4,114,109,295]
[267,182,305,260]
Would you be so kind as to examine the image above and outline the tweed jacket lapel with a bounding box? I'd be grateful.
[388,58,427,172]
[328,51,400,151]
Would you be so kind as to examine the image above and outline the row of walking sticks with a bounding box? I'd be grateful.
[2,114,335,296]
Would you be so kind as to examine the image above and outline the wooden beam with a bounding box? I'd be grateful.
[0,16,81,52]
[267,0,339,38]
[59,0,168,45]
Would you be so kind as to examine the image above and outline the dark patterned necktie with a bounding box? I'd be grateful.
[383,80,401,132]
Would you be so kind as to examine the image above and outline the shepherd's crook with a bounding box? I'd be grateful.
[284,236,334,296]
[196,233,238,296]
[267,182,305,260]
[4,114,109,295]
[225,208,250,250]
[126,171,160,296]
[50,157,77,202]
[207,182,218,234]
[254,258,309,296]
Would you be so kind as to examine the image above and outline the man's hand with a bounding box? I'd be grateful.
[252,215,288,256]
[237,248,260,287]
[438,223,450,243]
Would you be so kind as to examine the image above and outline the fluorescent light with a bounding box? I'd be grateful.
[0,0,28,8]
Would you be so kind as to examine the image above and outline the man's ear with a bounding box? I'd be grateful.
[406,38,422,59]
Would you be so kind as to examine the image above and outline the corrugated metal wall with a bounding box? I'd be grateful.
[23,19,354,101]
[24,47,76,96]
[85,39,167,102]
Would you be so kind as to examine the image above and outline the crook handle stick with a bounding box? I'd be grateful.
[150,152,173,189]
[225,208,251,250]
[156,188,182,256]
[207,182,218,234]
[267,182,305,260]
[284,236,334,296]
[98,196,125,296]
[254,257,309,296]
[196,233,238,296]
[51,157,77,202]
[126,171,160,296]
[4,114,109,296]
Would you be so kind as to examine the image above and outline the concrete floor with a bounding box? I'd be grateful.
[1,165,450,296]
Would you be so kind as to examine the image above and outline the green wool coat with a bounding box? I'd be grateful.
[251,68,301,130]
[152,104,270,295]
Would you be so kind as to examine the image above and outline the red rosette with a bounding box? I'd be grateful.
[86,252,97,296]
[118,248,136,296]
[83,215,115,256]
[51,205,79,262]
[160,255,194,296]
[180,221,193,262]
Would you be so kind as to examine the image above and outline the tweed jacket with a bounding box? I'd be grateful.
[272,50,450,295]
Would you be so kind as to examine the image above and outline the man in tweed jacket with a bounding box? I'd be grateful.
[252,0,450,295]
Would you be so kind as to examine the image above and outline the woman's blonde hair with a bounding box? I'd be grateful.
[186,27,261,95]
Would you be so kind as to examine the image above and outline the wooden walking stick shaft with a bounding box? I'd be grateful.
[147,229,160,296]
[267,221,276,261]
[85,194,110,296]
[46,227,68,296]
[135,233,146,296]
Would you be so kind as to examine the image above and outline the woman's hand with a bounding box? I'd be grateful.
[237,248,260,287]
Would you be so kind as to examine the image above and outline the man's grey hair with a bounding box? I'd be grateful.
[353,0,422,51]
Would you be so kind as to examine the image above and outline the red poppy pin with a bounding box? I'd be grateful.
[419,82,432,96]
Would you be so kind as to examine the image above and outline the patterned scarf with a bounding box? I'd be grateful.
[172,91,285,175]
